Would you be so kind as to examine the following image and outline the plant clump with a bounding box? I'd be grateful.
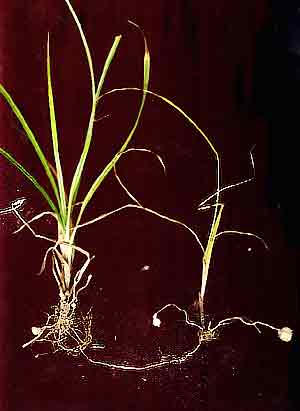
[0,0,149,356]
[0,0,293,367]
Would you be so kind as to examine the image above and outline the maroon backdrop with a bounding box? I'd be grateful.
[0,1,298,410]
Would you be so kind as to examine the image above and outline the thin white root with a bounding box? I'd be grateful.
[209,316,293,342]
[81,303,203,371]
[152,303,203,332]
[23,323,57,348]
[12,212,94,355]
[78,303,293,371]
[23,302,93,355]
[80,341,202,371]
[149,306,293,369]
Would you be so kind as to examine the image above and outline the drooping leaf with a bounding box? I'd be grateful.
[0,147,59,218]
[74,24,150,232]
[0,83,60,205]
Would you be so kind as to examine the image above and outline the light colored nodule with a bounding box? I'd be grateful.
[278,327,293,342]
[31,326,42,336]
[152,314,161,327]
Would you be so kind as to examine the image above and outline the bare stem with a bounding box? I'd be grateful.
[198,292,205,327]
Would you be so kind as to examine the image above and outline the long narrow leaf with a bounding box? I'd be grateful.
[201,203,224,299]
[95,35,122,100]
[64,0,95,96]
[63,1,122,238]
[89,86,221,302]
[0,83,60,205]
[98,88,220,188]
[95,86,221,240]
[74,26,150,233]
[66,37,122,235]
[0,148,59,218]
[47,34,66,224]
[62,0,95,235]
[67,35,122,218]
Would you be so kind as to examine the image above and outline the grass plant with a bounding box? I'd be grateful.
[77,146,293,370]
[0,1,292,365]
[0,0,149,354]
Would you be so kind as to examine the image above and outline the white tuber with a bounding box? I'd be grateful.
[152,314,161,327]
[31,326,42,336]
[278,327,293,342]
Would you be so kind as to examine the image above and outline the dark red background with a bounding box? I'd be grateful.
[0,1,298,410]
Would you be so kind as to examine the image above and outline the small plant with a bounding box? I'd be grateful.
[72,82,293,369]
[0,0,149,355]
[68,115,293,371]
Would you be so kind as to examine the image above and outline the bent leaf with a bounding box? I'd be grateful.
[0,83,60,205]
[0,147,59,218]
[74,24,150,233]
[67,35,122,212]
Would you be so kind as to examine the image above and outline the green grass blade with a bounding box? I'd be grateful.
[201,203,224,299]
[47,33,66,224]
[95,35,122,100]
[0,83,60,205]
[0,148,59,217]
[99,88,219,168]
[67,35,123,231]
[73,26,150,232]
[64,0,95,96]
[63,0,97,233]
